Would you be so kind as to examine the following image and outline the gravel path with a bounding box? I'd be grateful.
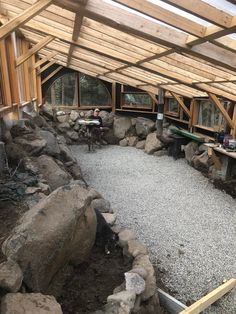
[72,145,236,313]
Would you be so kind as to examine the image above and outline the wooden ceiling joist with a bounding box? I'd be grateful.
[33,51,57,69]
[0,0,53,40]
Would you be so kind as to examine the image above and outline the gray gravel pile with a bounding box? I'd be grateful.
[72,145,236,313]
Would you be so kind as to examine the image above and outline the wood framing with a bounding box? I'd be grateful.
[34,51,57,69]
[37,59,56,75]
[179,279,236,314]
[41,65,63,85]
[0,0,53,40]
[170,92,191,118]
[111,81,116,113]
[0,39,12,105]
[208,93,234,129]
[15,35,54,67]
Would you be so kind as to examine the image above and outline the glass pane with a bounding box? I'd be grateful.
[45,73,78,106]
[123,93,152,108]
[167,98,179,113]
[197,99,230,129]
[80,74,111,106]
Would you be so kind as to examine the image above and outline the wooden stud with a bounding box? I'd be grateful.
[0,39,12,105]
[22,40,31,101]
[15,35,54,67]
[179,279,236,314]
[5,35,20,104]
[41,65,63,85]
[33,51,57,69]
[208,93,234,129]
[0,0,53,40]
[170,92,191,117]
[37,59,56,75]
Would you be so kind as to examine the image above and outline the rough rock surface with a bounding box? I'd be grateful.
[125,272,145,295]
[91,198,111,213]
[135,117,155,139]
[0,260,23,292]
[35,155,72,191]
[119,139,128,147]
[135,140,145,150]
[144,132,162,154]
[39,130,60,157]
[113,117,132,140]
[1,293,63,314]
[2,183,97,291]
[184,141,199,164]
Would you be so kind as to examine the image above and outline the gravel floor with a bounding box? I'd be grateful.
[72,145,236,313]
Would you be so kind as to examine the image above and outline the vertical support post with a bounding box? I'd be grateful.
[156,88,164,137]
[112,82,116,113]
[231,103,236,139]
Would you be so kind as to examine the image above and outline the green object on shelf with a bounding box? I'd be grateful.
[170,127,205,143]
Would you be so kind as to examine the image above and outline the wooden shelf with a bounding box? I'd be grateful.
[165,115,189,125]
[116,108,157,114]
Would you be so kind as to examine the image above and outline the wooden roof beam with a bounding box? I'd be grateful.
[15,35,55,67]
[67,2,87,67]
[33,51,57,69]
[162,0,234,28]
[37,59,56,74]
[41,65,63,84]
[0,0,53,40]
[113,0,206,37]
[53,0,236,71]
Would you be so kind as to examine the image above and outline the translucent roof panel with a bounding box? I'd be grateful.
[203,0,236,14]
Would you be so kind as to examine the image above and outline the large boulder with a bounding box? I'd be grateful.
[144,133,163,155]
[2,183,97,291]
[184,141,199,164]
[192,151,211,173]
[1,293,63,314]
[59,143,76,163]
[103,128,119,145]
[57,122,71,133]
[135,117,155,139]
[39,130,60,157]
[113,117,132,140]
[35,155,72,191]
[70,110,80,122]
[99,111,115,127]
[14,135,47,156]
[41,104,54,120]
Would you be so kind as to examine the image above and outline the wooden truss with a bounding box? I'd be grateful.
[1,0,236,102]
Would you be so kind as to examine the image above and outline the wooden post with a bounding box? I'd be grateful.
[0,39,12,105]
[156,88,164,137]
[231,103,236,139]
[112,81,116,112]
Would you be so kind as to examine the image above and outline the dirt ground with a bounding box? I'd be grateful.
[58,245,132,314]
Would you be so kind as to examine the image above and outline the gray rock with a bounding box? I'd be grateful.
[99,111,114,127]
[129,267,148,280]
[5,142,27,162]
[25,186,41,195]
[67,163,83,180]
[35,155,72,191]
[91,198,111,213]
[0,260,23,292]
[73,123,80,131]
[123,240,148,258]
[192,151,211,173]
[59,144,76,163]
[131,118,137,127]
[113,282,125,294]
[125,272,146,295]
[38,182,51,195]
[102,213,117,226]
[119,139,128,147]
[39,130,60,157]
[42,104,54,119]
[2,183,97,292]
[14,137,47,156]
[70,110,80,122]
[118,229,136,248]
[68,119,75,127]
[103,302,130,314]
[113,117,132,140]
[66,131,79,141]
[57,122,71,133]
[22,157,39,175]
[135,140,146,150]
[103,128,119,145]
[184,141,199,164]
[144,132,163,155]
[1,293,63,314]
[127,136,138,147]
[107,290,136,309]
[135,117,155,139]
[57,115,68,123]
[153,150,168,157]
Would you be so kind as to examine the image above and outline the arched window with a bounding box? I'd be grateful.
[45,72,111,107]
